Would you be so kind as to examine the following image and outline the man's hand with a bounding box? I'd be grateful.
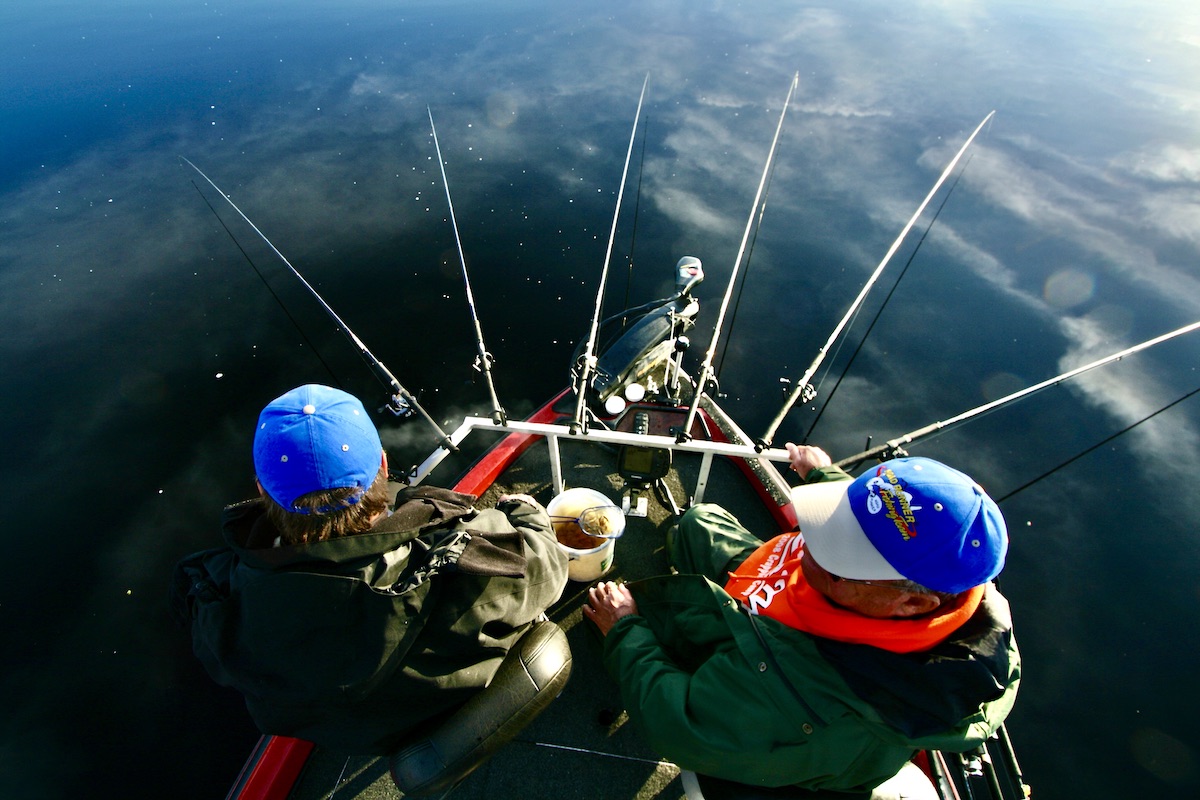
[786,443,831,479]
[583,580,639,636]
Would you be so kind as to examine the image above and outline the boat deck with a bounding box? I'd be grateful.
[284,396,790,799]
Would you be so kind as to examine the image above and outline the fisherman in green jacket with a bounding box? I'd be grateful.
[584,444,1019,796]
[172,384,569,755]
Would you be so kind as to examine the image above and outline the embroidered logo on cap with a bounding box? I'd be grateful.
[864,466,921,541]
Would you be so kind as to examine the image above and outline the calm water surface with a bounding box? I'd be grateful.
[3,1,1199,797]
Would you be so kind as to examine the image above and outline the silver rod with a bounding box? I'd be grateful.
[680,73,800,441]
[835,318,1200,467]
[427,108,507,424]
[571,74,651,434]
[758,110,996,448]
[180,156,456,451]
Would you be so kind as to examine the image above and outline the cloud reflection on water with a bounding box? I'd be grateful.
[3,1,1200,797]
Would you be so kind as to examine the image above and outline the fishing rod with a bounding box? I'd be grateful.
[571,73,650,435]
[833,317,1200,469]
[757,110,996,450]
[179,156,458,454]
[187,178,345,385]
[679,71,800,444]
[996,383,1200,502]
[714,118,784,382]
[803,155,974,442]
[621,114,651,330]
[427,107,507,425]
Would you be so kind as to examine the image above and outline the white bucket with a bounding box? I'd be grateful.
[546,487,625,582]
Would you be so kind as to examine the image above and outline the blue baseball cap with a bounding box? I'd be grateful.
[791,457,1007,594]
[252,384,383,513]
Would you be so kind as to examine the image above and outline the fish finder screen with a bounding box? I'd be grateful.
[617,445,670,482]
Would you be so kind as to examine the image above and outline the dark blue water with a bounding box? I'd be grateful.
[4,1,1199,797]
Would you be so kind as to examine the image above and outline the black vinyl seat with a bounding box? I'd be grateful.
[388,619,572,798]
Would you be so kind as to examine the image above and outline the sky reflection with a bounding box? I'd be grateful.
[2,1,1200,797]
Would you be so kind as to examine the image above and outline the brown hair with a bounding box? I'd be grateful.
[261,463,391,545]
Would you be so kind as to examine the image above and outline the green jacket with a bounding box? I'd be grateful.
[602,467,1020,792]
[172,486,568,755]
[605,578,1018,792]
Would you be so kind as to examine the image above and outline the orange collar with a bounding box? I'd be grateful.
[724,533,983,654]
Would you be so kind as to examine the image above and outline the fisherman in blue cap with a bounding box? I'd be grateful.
[585,444,1019,798]
[172,384,568,755]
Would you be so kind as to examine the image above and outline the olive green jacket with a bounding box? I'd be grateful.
[602,465,1019,793]
[604,575,1018,792]
[172,486,568,755]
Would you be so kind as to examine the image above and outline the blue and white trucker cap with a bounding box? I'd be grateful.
[252,384,383,513]
[792,457,1008,594]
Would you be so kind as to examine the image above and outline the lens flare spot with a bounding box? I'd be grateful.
[1043,269,1095,309]
[1130,727,1198,786]
[486,91,519,128]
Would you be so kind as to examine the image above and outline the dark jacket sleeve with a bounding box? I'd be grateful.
[802,464,853,484]
[493,497,569,608]
[169,547,236,628]
[600,578,911,791]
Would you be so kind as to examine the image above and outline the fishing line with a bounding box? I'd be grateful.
[188,178,345,387]
[428,107,506,424]
[996,384,1200,502]
[714,120,787,381]
[802,156,973,443]
[682,73,801,442]
[758,111,996,449]
[621,113,650,332]
[180,156,456,450]
[528,741,674,766]
[572,73,651,433]
[833,317,1200,468]
[327,755,352,798]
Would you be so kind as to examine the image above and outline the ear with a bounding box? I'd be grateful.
[381,450,388,474]
[256,479,266,498]
[885,591,942,618]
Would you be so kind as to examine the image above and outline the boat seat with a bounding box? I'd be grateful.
[388,619,572,798]
[680,760,938,800]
